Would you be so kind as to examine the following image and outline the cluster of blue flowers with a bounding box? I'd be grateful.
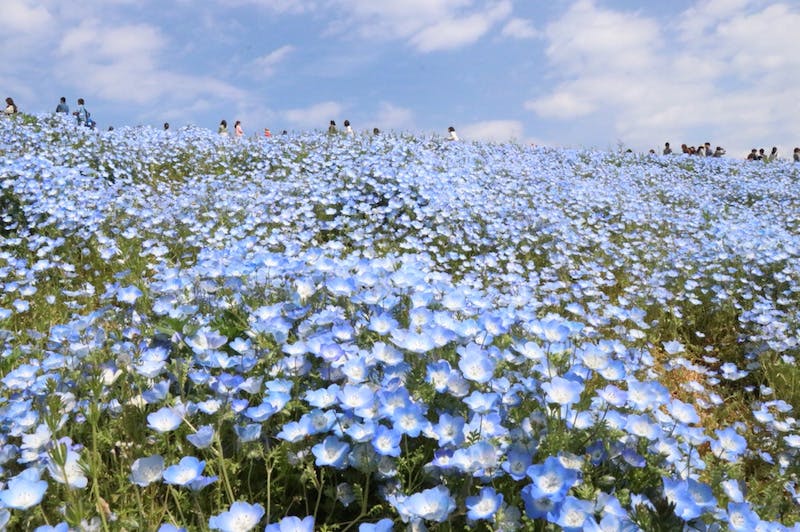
[0,114,799,529]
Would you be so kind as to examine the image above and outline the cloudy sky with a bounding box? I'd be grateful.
[3,0,799,156]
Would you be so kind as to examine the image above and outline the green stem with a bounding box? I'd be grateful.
[313,468,325,521]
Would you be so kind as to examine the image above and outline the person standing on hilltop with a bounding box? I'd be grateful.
[4,97,18,115]
[794,148,800,162]
[328,120,337,134]
[234,120,244,138]
[73,98,89,126]
[344,119,354,137]
[663,142,672,155]
[447,126,459,141]
[56,97,69,114]
[218,120,228,136]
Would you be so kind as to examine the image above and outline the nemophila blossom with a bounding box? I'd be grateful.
[391,404,428,437]
[711,426,748,462]
[371,425,402,457]
[430,412,465,447]
[0,475,48,510]
[662,340,685,355]
[234,423,262,442]
[163,456,206,487]
[130,454,165,487]
[305,385,340,409]
[541,376,583,406]
[662,476,717,521]
[338,383,375,411]
[264,515,314,532]
[116,284,143,304]
[465,486,503,521]
[208,501,264,532]
[426,360,452,392]
[369,312,398,335]
[550,495,594,531]
[526,456,578,501]
[312,436,350,468]
[397,485,456,523]
[457,342,496,383]
[357,518,394,532]
[147,406,183,433]
[502,445,533,481]
[726,502,760,531]
[47,446,88,489]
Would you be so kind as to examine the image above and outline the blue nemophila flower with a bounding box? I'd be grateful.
[711,427,748,462]
[457,342,496,383]
[662,476,717,521]
[338,384,375,411]
[662,340,685,355]
[391,403,428,437]
[465,486,503,521]
[47,443,88,489]
[550,495,594,531]
[264,515,314,532]
[312,436,350,468]
[371,425,402,457]
[397,485,456,523]
[187,425,215,449]
[726,502,760,531]
[526,456,579,502]
[116,285,143,304]
[163,456,206,486]
[208,501,264,532]
[147,406,183,433]
[234,423,262,443]
[357,518,394,531]
[0,474,48,510]
[244,401,277,422]
[463,391,499,414]
[502,445,533,481]
[130,455,165,487]
[430,412,465,447]
[541,376,583,406]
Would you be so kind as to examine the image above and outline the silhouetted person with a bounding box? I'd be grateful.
[56,97,69,114]
[328,120,337,134]
[747,149,757,161]
[794,148,800,162]
[4,97,17,115]
[663,142,672,155]
[767,146,777,162]
[164,122,170,131]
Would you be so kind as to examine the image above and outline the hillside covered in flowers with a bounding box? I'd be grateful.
[1,114,799,530]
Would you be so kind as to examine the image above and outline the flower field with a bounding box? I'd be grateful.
[1,114,799,531]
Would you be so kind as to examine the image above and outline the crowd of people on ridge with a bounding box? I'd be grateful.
[4,95,800,161]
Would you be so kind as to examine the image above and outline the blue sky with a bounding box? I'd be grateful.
[3,0,799,156]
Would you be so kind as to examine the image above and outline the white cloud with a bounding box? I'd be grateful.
[284,101,344,129]
[5,0,54,34]
[215,0,317,14]
[370,102,414,131]
[525,0,800,156]
[54,19,246,112]
[500,17,538,39]
[459,119,524,142]
[250,45,295,78]
[329,0,512,52]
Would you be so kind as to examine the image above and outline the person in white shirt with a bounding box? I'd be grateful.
[447,126,459,141]
[344,119,354,137]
